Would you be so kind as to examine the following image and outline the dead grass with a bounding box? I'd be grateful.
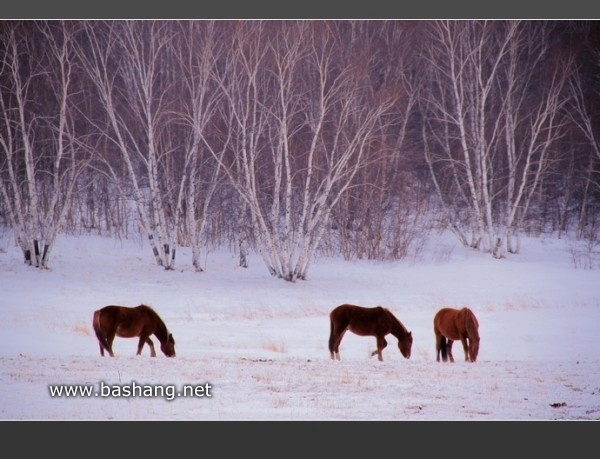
[261,337,288,353]
[73,323,91,336]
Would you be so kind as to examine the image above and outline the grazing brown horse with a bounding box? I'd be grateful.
[433,307,479,363]
[92,304,176,357]
[329,304,413,361]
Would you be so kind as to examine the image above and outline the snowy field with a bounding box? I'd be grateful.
[0,230,599,420]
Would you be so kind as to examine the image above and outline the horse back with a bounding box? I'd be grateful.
[93,305,120,331]
[330,304,389,335]
[435,307,479,338]
[330,303,382,320]
[433,307,462,338]
[94,304,153,337]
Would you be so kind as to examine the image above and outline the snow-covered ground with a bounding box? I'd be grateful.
[1,230,599,420]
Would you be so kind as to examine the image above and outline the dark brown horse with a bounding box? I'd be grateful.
[92,304,176,357]
[433,307,479,363]
[329,304,413,361]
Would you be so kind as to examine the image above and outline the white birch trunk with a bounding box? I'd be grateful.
[225,24,398,281]
[0,22,84,268]
[424,21,551,258]
[78,21,178,269]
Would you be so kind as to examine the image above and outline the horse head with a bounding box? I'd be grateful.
[469,336,480,362]
[161,333,176,357]
[398,331,413,359]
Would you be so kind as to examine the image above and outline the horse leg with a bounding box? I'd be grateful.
[461,338,470,362]
[332,329,347,360]
[136,335,155,356]
[436,331,449,362]
[371,336,387,361]
[446,339,455,362]
[146,337,157,357]
[95,329,114,357]
[105,333,116,357]
[329,322,339,360]
[435,332,443,362]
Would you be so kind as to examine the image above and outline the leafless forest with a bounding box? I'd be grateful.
[1,20,599,280]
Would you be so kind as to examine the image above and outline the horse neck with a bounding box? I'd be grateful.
[149,310,169,342]
[466,312,480,339]
[389,312,409,339]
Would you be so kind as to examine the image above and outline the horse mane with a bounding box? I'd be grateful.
[383,307,410,337]
[138,304,171,340]
[462,308,480,339]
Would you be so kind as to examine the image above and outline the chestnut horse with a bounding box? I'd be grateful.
[329,304,413,361]
[92,304,176,357]
[433,307,479,362]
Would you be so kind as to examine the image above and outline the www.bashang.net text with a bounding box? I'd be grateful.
[48,381,212,401]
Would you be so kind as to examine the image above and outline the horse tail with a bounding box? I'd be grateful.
[440,336,448,362]
[92,309,111,355]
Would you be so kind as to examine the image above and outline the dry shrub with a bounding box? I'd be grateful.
[261,337,287,353]
[73,323,91,336]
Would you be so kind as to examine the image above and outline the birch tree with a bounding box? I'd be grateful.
[0,21,87,268]
[421,20,570,257]
[173,21,227,271]
[77,21,180,269]
[565,59,600,240]
[330,21,426,261]
[499,23,572,254]
[209,22,398,281]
